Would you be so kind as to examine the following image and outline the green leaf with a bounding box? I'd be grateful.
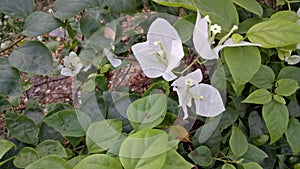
[80,10,101,38]
[250,65,275,89]
[262,100,289,144]
[222,163,236,169]
[5,111,39,145]
[53,0,92,20]
[248,111,264,138]
[161,149,194,169]
[127,94,167,131]
[174,14,196,43]
[106,0,138,13]
[0,0,34,19]
[224,46,261,84]
[0,139,15,159]
[229,126,248,157]
[86,119,122,153]
[286,118,300,155]
[275,79,299,96]
[43,110,85,137]
[243,144,268,163]
[188,146,213,167]
[23,11,63,37]
[242,89,272,104]
[278,66,300,84]
[232,0,263,16]
[9,41,53,75]
[152,0,197,11]
[270,11,299,23]
[73,154,122,169]
[26,155,72,169]
[68,155,87,168]
[0,58,22,96]
[273,94,286,104]
[36,140,68,158]
[119,129,168,169]
[193,0,239,32]
[13,147,39,168]
[247,20,300,48]
[241,162,263,169]
[197,115,222,143]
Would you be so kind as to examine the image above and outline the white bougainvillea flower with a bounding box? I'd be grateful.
[131,18,184,81]
[103,48,122,67]
[193,12,260,60]
[171,69,225,119]
[285,54,300,65]
[61,52,83,77]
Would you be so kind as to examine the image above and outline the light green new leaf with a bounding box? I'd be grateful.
[188,146,213,167]
[153,0,197,11]
[270,11,299,23]
[36,140,68,158]
[86,119,122,153]
[224,46,261,84]
[241,162,263,169]
[127,94,167,131]
[73,154,122,169]
[247,20,300,48]
[9,41,53,75]
[262,100,289,144]
[286,118,300,155]
[0,139,15,159]
[0,58,22,96]
[161,149,194,169]
[222,163,236,169]
[5,111,39,145]
[0,0,33,19]
[229,126,248,157]
[275,79,299,96]
[193,0,239,32]
[250,65,275,89]
[43,110,85,137]
[243,144,268,163]
[54,0,92,20]
[25,155,72,169]
[232,0,263,16]
[23,11,63,37]
[119,129,168,169]
[243,89,272,104]
[13,147,39,168]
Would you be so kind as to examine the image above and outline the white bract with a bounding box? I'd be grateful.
[61,52,83,77]
[103,48,122,67]
[171,69,225,119]
[131,18,184,81]
[193,12,260,60]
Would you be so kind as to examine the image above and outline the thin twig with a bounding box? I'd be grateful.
[0,36,25,53]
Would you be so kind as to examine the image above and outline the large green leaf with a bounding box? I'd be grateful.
[127,94,167,131]
[193,0,239,32]
[161,149,194,169]
[0,0,33,19]
[232,0,263,16]
[285,118,300,155]
[278,66,300,84]
[0,139,15,159]
[229,126,248,157]
[119,129,168,169]
[243,144,268,163]
[13,147,39,168]
[43,110,85,137]
[241,162,263,169]
[222,163,236,169]
[106,0,138,13]
[224,46,261,84]
[262,100,289,144]
[152,0,197,11]
[270,11,299,22]
[247,20,300,48]
[54,0,92,20]
[9,41,53,75]
[0,58,22,96]
[86,119,122,153]
[36,140,68,158]
[242,89,272,104]
[174,14,196,43]
[5,111,39,145]
[188,146,213,167]
[73,154,122,169]
[275,79,299,96]
[197,115,222,143]
[250,65,275,89]
[25,155,72,169]
[23,11,63,37]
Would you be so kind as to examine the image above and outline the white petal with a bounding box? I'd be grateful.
[285,55,300,65]
[103,48,122,67]
[190,84,225,117]
[74,62,83,75]
[171,69,203,87]
[61,68,74,77]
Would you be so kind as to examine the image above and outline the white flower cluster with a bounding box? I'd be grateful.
[131,12,261,119]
